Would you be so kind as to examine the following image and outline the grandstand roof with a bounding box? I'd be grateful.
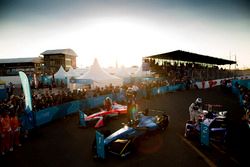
[0,57,42,64]
[41,48,77,57]
[145,50,236,65]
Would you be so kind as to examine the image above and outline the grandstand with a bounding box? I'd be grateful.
[143,50,237,82]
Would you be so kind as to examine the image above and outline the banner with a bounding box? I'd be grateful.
[19,71,32,113]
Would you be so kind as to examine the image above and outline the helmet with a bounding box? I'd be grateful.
[105,97,111,101]
[195,98,202,104]
[126,87,134,97]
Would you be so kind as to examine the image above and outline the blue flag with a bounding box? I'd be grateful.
[19,71,32,113]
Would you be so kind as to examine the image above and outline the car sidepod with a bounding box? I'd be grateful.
[108,138,135,158]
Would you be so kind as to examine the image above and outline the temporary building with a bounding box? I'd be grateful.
[66,67,80,89]
[54,65,68,86]
[67,67,78,78]
[54,65,68,79]
[74,67,88,76]
[76,58,123,88]
[116,66,130,78]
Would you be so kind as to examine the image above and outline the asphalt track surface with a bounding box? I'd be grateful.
[0,87,244,167]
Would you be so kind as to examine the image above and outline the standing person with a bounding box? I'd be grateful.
[10,112,22,148]
[189,98,203,123]
[7,82,14,98]
[0,111,12,155]
[126,87,137,125]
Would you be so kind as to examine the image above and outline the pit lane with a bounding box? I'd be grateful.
[0,87,241,167]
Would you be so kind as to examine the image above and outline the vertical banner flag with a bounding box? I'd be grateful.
[19,71,32,113]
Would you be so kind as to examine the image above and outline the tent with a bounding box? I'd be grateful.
[77,58,123,88]
[54,65,67,86]
[116,66,130,78]
[66,67,80,88]
[67,67,79,78]
[54,65,68,79]
[74,67,88,76]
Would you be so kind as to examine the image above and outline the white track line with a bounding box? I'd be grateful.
[177,134,217,167]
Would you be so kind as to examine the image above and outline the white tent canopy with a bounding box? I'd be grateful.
[74,67,88,76]
[116,66,130,78]
[54,65,68,79]
[67,67,79,77]
[76,58,123,88]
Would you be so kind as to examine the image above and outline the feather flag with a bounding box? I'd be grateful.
[19,71,32,113]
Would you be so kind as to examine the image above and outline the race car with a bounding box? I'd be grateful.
[79,102,127,128]
[184,104,228,145]
[92,110,169,159]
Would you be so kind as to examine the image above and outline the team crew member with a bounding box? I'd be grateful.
[126,87,137,124]
[189,98,203,123]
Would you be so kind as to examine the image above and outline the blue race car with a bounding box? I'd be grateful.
[184,104,228,145]
[92,110,169,160]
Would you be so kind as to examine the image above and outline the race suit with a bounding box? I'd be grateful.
[189,103,202,123]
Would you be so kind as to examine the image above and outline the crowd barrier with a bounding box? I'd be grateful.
[20,78,249,130]
[19,76,250,130]
[20,84,184,129]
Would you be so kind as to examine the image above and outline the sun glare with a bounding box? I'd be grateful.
[70,18,172,68]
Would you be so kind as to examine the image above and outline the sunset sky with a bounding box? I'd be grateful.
[0,0,249,68]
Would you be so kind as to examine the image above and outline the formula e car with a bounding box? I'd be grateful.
[184,104,228,144]
[79,102,127,128]
[92,110,169,159]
